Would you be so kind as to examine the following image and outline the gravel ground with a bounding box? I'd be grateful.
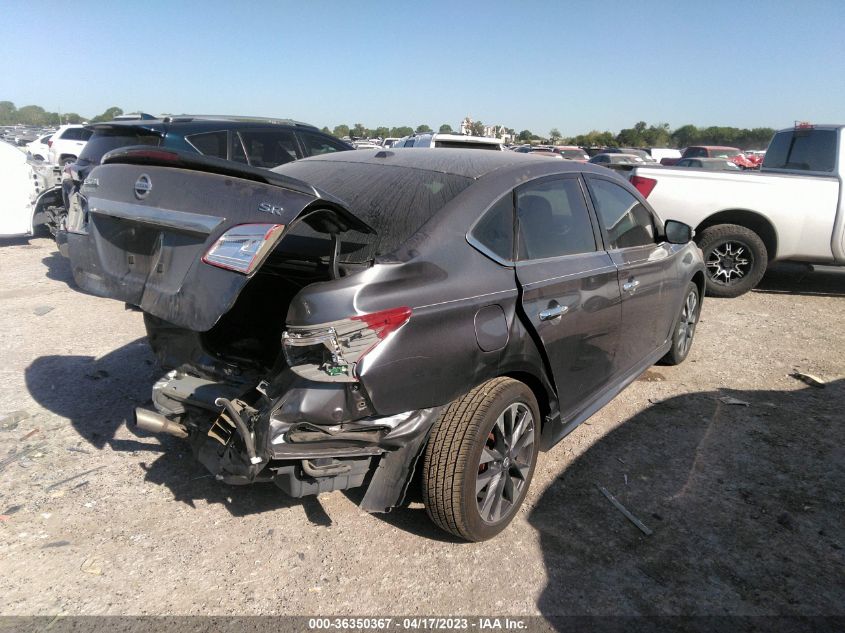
[0,236,842,618]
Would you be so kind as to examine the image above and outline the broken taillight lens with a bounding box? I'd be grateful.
[282,307,412,382]
[202,223,285,274]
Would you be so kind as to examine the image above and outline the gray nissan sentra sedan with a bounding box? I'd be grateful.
[65,147,704,540]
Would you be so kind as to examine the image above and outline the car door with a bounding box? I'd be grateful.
[584,175,677,376]
[514,175,621,421]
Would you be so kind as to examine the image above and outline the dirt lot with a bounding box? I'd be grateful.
[0,236,843,619]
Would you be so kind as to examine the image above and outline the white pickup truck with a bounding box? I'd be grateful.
[629,124,844,296]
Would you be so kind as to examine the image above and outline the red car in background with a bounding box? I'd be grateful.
[661,145,756,169]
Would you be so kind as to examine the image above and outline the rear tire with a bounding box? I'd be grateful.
[422,377,540,541]
[697,224,767,297]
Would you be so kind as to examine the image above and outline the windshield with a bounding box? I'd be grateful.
[273,160,473,261]
[558,149,586,159]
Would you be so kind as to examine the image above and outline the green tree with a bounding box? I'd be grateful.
[438,123,453,133]
[321,126,331,135]
[373,126,390,138]
[351,123,367,138]
[549,128,561,143]
[0,101,16,125]
[470,121,485,136]
[391,126,413,137]
[16,105,50,126]
[90,106,124,123]
[64,113,84,124]
[517,129,533,142]
[332,124,350,138]
[671,124,699,149]
[415,124,432,133]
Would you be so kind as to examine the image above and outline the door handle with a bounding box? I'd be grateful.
[622,280,640,292]
[539,304,568,321]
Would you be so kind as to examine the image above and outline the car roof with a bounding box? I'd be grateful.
[295,147,607,179]
[86,116,319,134]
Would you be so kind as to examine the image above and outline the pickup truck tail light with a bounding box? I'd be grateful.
[282,307,412,382]
[630,176,657,198]
[202,223,285,274]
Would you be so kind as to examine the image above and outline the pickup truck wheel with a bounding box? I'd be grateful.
[661,282,700,365]
[422,377,540,542]
[697,224,767,297]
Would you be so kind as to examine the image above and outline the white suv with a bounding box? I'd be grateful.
[48,124,93,165]
[395,133,503,150]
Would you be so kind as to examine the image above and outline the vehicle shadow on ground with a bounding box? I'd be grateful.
[41,249,78,288]
[754,263,845,297]
[25,338,334,525]
[530,380,844,621]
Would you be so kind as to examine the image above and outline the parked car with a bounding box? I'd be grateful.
[589,153,646,176]
[65,148,703,541]
[381,137,400,148]
[661,145,754,169]
[51,116,352,245]
[26,133,53,161]
[553,146,590,161]
[601,147,657,163]
[47,124,94,165]
[396,133,503,150]
[675,157,741,171]
[648,148,682,163]
[629,123,845,297]
[0,141,42,236]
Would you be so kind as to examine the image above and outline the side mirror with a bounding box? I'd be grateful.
[664,219,693,244]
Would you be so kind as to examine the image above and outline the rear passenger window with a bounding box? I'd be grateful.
[516,178,596,260]
[586,178,656,249]
[299,131,350,156]
[186,131,228,159]
[237,129,300,167]
[470,195,514,261]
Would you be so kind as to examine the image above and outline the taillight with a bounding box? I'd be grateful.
[630,175,657,198]
[282,307,412,382]
[202,223,285,274]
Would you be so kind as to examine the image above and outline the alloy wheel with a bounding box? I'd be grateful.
[706,240,753,285]
[475,402,535,524]
[676,289,699,357]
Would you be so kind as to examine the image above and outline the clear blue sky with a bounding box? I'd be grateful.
[2,0,844,135]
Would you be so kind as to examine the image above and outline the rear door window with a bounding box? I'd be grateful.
[586,178,656,249]
[516,178,597,260]
[237,129,300,167]
[298,131,351,157]
[763,129,838,172]
[63,127,91,141]
[185,131,229,159]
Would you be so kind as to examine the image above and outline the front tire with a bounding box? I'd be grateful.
[422,377,540,541]
[661,282,701,365]
[697,224,767,297]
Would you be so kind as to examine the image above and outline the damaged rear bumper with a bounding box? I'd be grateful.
[137,368,442,513]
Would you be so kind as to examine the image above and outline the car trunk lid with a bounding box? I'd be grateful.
[67,148,373,331]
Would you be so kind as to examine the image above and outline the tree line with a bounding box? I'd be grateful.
[1,101,777,150]
[0,102,128,126]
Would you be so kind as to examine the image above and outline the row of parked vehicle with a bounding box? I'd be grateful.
[1,116,841,541]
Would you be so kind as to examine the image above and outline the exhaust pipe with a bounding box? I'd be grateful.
[134,408,189,439]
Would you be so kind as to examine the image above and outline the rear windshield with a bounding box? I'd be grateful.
[434,140,500,150]
[763,129,838,172]
[79,128,162,164]
[273,160,473,262]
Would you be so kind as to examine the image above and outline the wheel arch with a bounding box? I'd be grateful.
[501,370,552,434]
[691,269,706,299]
[695,209,778,260]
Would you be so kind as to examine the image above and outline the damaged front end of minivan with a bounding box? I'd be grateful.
[66,148,444,512]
